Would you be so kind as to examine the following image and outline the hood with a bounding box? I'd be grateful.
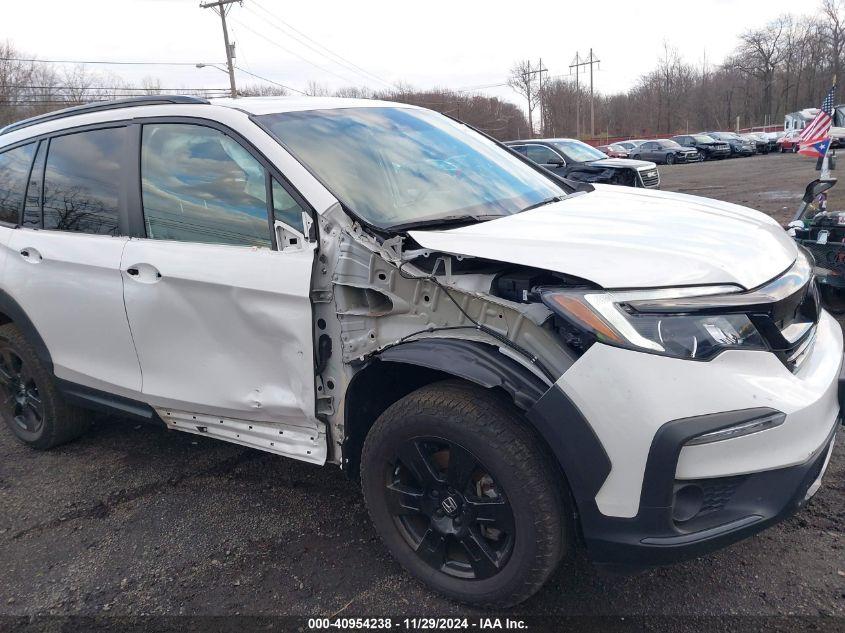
[408,185,797,290]
[588,157,656,169]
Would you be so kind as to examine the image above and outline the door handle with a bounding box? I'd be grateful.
[19,248,42,263]
[125,263,162,283]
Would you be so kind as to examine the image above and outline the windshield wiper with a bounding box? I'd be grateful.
[387,214,506,231]
[519,195,566,213]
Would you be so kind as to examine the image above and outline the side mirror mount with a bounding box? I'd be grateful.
[802,178,837,204]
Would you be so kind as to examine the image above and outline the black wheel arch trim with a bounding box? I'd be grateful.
[375,339,551,411]
[370,339,612,515]
[0,289,53,372]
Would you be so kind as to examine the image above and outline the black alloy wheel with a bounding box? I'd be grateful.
[0,346,44,441]
[385,436,515,580]
[0,323,88,449]
[666,153,675,165]
[360,380,566,606]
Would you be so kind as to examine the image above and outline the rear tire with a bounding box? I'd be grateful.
[361,380,566,607]
[0,324,88,449]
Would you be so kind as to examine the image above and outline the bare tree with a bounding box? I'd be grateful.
[822,0,845,83]
[508,60,539,136]
[736,16,789,124]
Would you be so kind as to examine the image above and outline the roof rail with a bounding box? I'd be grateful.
[0,95,211,137]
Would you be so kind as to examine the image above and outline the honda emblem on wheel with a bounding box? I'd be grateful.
[441,495,459,515]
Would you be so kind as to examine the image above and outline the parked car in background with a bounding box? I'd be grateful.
[741,132,771,154]
[507,138,660,188]
[616,139,647,152]
[630,139,701,164]
[704,131,755,157]
[778,130,802,153]
[672,134,731,160]
[596,143,629,158]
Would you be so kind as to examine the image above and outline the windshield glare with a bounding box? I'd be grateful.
[693,135,715,143]
[658,140,682,149]
[258,107,566,229]
[549,140,607,162]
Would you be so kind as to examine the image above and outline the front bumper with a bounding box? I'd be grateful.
[527,310,843,566]
[582,413,837,565]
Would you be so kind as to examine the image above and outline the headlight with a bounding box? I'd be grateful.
[541,286,767,360]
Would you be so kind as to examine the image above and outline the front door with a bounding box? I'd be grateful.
[121,122,316,425]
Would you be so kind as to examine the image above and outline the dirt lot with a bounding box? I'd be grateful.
[0,152,844,625]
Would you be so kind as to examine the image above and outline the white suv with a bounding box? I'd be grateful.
[0,96,840,607]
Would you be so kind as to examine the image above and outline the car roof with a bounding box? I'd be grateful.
[0,95,421,148]
[506,138,579,144]
[208,96,415,114]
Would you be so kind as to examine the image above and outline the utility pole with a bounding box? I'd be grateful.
[536,58,548,136]
[200,0,241,98]
[570,52,581,138]
[570,49,601,138]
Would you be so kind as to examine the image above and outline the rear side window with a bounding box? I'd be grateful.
[43,128,123,235]
[0,143,36,224]
[141,124,272,248]
[526,145,560,165]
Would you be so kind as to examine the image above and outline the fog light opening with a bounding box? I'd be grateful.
[672,484,704,523]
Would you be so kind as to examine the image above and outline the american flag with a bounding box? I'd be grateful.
[798,84,836,158]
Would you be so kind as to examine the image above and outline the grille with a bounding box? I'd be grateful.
[638,169,660,187]
[752,263,820,373]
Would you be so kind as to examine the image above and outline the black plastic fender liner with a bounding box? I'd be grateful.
[376,339,550,411]
[0,289,53,371]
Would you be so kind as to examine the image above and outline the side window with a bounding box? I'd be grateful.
[0,143,36,224]
[272,178,305,233]
[526,145,561,165]
[141,124,271,248]
[509,145,528,156]
[23,141,47,228]
[43,128,123,235]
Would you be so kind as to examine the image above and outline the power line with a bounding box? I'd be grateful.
[231,18,365,86]
[233,66,307,95]
[0,57,224,67]
[247,1,391,88]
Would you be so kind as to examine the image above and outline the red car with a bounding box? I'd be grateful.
[778,130,801,153]
[596,143,629,158]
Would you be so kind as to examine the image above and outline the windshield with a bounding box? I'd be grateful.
[548,140,607,162]
[693,135,715,143]
[658,140,682,149]
[257,107,567,230]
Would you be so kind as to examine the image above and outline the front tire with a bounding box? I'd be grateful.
[0,324,88,449]
[361,381,565,607]
[665,154,675,165]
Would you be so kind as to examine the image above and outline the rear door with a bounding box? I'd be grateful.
[121,121,316,426]
[2,127,142,395]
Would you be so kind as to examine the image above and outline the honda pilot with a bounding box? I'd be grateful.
[0,96,840,607]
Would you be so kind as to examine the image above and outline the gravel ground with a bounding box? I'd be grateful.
[0,152,843,625]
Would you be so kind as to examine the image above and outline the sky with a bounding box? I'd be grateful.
[2,0,813,106]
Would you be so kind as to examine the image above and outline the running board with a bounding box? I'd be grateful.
[157,409,327,465]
